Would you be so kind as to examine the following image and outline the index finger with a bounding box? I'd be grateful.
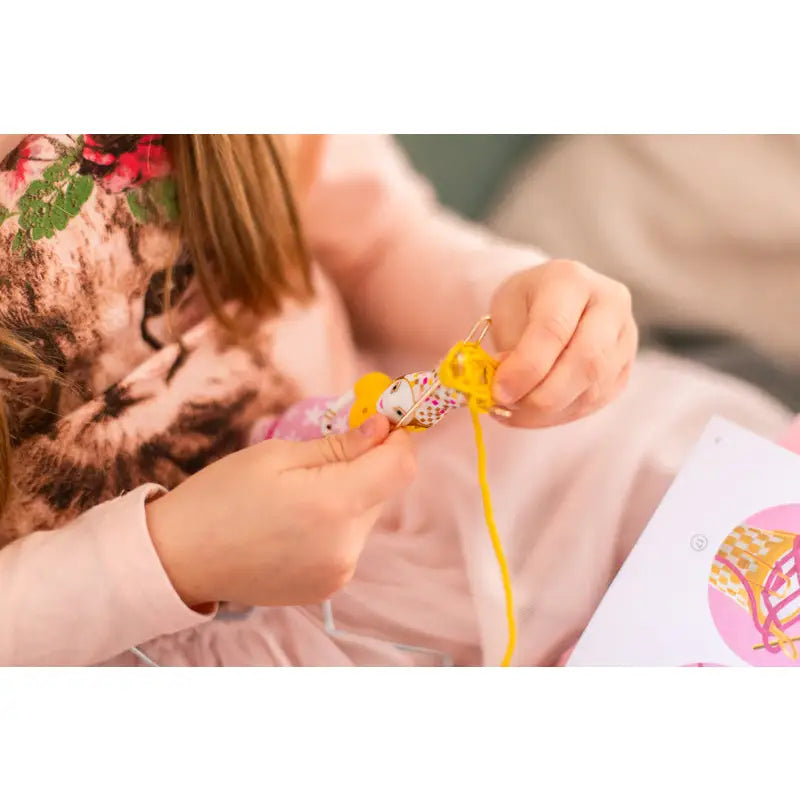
[493,279,588,406]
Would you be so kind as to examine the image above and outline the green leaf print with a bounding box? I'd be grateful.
[25,179,54,198]
[4,138,93,254]
[127,179,179,225]
[50,201,69,231]
[69,174,93,206]
[126,190,151,223]
[156,178,179,222]
[42,154,74,183]
[17,198,49,231]
[31,225,50,241]
[11,231,29,255]
[62,189,80,217]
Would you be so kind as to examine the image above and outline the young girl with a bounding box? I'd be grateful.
[0,134,790,666]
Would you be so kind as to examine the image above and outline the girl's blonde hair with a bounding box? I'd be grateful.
[0,134,322,515]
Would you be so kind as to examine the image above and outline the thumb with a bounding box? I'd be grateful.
[281,414,392,469]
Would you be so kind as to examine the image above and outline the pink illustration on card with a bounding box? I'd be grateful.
[708,504,800,666]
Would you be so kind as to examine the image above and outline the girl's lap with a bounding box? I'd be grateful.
[129,352,792,666]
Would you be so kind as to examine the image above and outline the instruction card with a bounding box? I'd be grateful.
[567,416,800,667]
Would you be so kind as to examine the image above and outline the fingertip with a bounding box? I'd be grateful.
[313,414,391,467]
[386,425,411,442]
[357,413,390,445]
[387,426,417,455]
[489,408,520,428]
[489,406,514,421]
[492,385,517,408]
[381,427,417,473]
[340,427,418,510]
[492,361,523,407]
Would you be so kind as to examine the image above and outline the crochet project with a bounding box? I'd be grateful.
[256,316,517,667]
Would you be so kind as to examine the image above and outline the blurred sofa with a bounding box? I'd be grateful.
[394,135,554,221]
[396,134,800,411]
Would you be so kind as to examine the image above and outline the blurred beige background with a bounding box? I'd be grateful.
[396,135,800,410]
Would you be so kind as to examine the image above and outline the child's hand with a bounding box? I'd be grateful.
[146,415,416,610]
[489,260,637,428]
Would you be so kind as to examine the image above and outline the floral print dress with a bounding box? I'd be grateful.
[0,135,344,545]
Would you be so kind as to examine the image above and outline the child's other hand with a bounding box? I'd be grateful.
[145,415,416,610]
[489,260,638,428]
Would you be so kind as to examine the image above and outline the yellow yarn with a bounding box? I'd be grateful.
[438,340,517,667]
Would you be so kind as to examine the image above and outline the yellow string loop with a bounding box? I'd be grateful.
[438,340,517,667]
[438,341,498,414]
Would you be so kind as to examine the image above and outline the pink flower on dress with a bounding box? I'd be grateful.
[0,135,51,205]
[79,135,171,193]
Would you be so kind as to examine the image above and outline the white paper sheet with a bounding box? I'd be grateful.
[567,416,800,667]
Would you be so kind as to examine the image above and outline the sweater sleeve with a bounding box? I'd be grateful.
[0,484,216,666]
[303,134,551,357]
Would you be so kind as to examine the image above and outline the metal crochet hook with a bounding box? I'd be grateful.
[467,314,493,346]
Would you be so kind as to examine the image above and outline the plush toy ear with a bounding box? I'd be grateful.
[348,372,393,429]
